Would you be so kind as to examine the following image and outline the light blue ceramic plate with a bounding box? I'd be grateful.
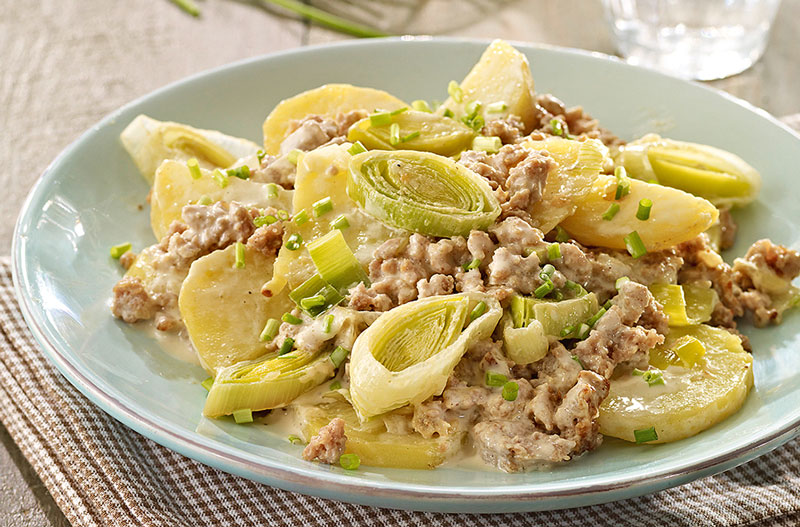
[12,38,800,513]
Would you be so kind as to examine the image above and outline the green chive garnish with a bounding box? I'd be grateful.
[260,318,280,342]
[470,300,487,321]
[637,198,653,221]
[330,346,350,368]
[110,242,132,259]
[234,242,246,269]
[266,183,279,198]
[572,355,585,368]
[634,368,665,387]
[257,149,266,164]
[634,426,658,443]
[198,195,213,206]
[411,100,432,112]
[485,371,508,387]
[447,80,463,103]
[331,214,350,230]
[300,294,326,311]
[278,337,294,356]
[293,209,310,226]
[555,226,570,242]
[257,0,389,38]
[312,197,333,217]
[586,307,607,327]
[550,118,571,139]
[282,312,303,325]
[472,135,502,154]
[233,408,253,424]
[502,381,519,402]
[254,214,278,227]
[443,108,455,118]
[560,326,575,338]
[187,158,202,179]
[339,453,361,470]
[534,281,554,298]
[227,165,250,180]
[169,0,200,17]
[465,100,482,117]
[614,166,631,200]
[400,131,421,143]
[329,380,342,391]
[615,276,630,290]
[576,323,591,340]
[288,435,304,445]
[201,377,214,391]
[486,101,508,113]
[369,111,392,126]
[624,231,647,259]
[389,107,408,116]
[389,123,401,145]
[602,203,620,221]
[277,210,290,221]
[462,258,481,271]
[323,314,334,333]
[347,141,367,155]
[540,264,556,278]
[285,233,303,251]
[211,169,228,188]
[547,243,561,261]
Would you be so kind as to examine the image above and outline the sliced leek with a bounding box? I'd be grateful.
[347,110,476,157]
[203,350,335,417]
[502,314,549,365]
[306,229,369,291]
[510,293,599,338]
[349,293,502,419]
[289,273,344,317]
[649,283,718,326]
[347,150,500,237]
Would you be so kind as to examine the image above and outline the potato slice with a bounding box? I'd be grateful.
[438,40,537,132]
[149,160,292,241]
[179,244,293,375]
[295,398,465,469]
[599,325,753,443]
[121,114,260,184]
[261,84,407,155]
[560,175,718,251]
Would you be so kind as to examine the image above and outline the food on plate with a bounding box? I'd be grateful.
[110,40,800,472]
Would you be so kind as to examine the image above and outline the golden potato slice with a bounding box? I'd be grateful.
[599,325,753,444]
[295,398,465,469]
[179,244,293,375]
[150,160,292,241]
[261,84,407,155]
[438,40,537,132]
[560,175,718,251]
[121,114,260,184]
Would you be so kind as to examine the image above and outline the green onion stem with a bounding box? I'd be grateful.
[547,243,561,260]
[331,214,350,230]
[634,426,658,443]
[330,346,350,368]
[256,0,389,38]
[266,183,279,198]
[347,141,367,155]
[285,233,303,251]
[187,158,201,179]
[169,0,200,17]
[470,300,487,321]
[501,381,519,401]
[293,209,310,226]
[110,242,132,259]
[260,318,280,342]
[233,408,253,424]
[312,196,334,217]
[637,198,653,221]
[278,337,295,356]
[339,453,361,470]
[282,312,303,325]
[602,203,620,221]
[234,242,246,269]
[323,314,334,333]
[624,231,647,259]
[485,371,508,387]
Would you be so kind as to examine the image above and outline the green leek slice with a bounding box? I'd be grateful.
[306,229,369,291]
[347,150,500,237]
[648,283,718,326]
[615,134,761,208]
[347,110,476,157]
[349,292,502,419]
[528,293,599,337]
[502,314,549,365]
[288,273,344,317]
[203,350,335,417]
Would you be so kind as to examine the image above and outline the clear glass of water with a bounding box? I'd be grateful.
[601,0,782,80]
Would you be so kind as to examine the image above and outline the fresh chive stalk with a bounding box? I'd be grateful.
[472,135,502,154]
[323,314,334,333]
[347,141,367,155]
[312,197,333,217]
[278,337,294,356]
[234,242,246,269]
[400,131,421,143]
[485,371,508,387]
[110,242,132,259]
[390,107,408,116]
[331,214,350,230]
[285,233,303,251]
[266,183,279,199]
[470,300,487,321]
[339,453,361,470]
[602,203,620,221]
[329,346,350,368]
[187,158,202,179]
[486,101,508,113]
[277,210,290,221]
[282,312,303,325]
[624,231,647,259]
[634,426,658,443]
[547,243,561,260]
[254,214,278,227]
[369,112,392,126]
[260,318,280,342]
[211,169,228,188]
[555,226,569,242]
[257,0,389,38]
[233,408,253,424]
[447,80,463,103]
[637,198,653,221]
[614,166,631,200]
[299,294,326,311]
[170,0,200,17]
[389,123,401,145]
[257,149,266,164]
[502,381,519,401]
[293,209,310,226]
[462,258,481,271]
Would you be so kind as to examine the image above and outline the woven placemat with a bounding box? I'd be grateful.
[2,116,800,527]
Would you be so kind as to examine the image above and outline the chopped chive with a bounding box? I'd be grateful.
[369,111,392,126]
[572,355,585,368]
[541,264,556,277]
[110,242,132,259]
[615,276,630,289]
[201,377,214,391]
[614,166,631,200]
[282,312,303,325]
[586,307,607,327]
[634,426,658,443]
[565,280,584,295]
[462,113,485,132]
[555,226,570,242]
[443,108,455,118]
[577,323,591,340]
[331,214,350,230]
[257,0,389,38]
[300,294,326,310]
[550,118,572,139]
[472,135,502,154]
[330,346,350,368]
[560,325,575,338]
[389,123,401,145]
[323,314,334,333]
[485,371,508,387]
[312,197,334,217]
[187,158,202,179]
[287,149,302,165]
[411,99,432,112]
[470,300,487,321]
[447,80,463,103]
[465,100,482,117]
[637,198,653,221]
[400,131,421,143]
[602,203,620,221]
[278,337,294,356]
[638,369,665,387]
[169,0,200,17]
[233,408,253,424]
[293,209,310,226]
[547,243,561,260]
[211,169,229,188]
[534,281,555,298]
[257,149,266,164]
[260,318,280,342]
[604,299,613,310]
[486,101,508,113]
[234,242,246,269]
[288,435,304,445]
[347,141,367,155]
[285,233,303,251]
[339,453,361,470]
[624,231,647,259]
[329,379,342,391]
[266,183,279,198]
[632,368,645,376]
[462,258,481,271]
[229,165,250,180]
[389,107,408,116]
[502,381,519,402]
[277,209,290,221]
[254,214,278,227]
[198,194,213,206]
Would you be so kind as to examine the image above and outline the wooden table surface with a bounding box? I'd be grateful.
[0,0,797,524]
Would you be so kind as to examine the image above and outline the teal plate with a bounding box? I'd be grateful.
[12,38,800,513]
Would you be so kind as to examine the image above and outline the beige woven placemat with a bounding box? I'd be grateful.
[3,113,800,526]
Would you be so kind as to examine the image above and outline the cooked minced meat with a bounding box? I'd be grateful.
[302,418,346,464]
[481,115,527,145]
[531,93,623,147]
[719,209,738,251]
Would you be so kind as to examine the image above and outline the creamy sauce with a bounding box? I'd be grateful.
[140,321,200,365]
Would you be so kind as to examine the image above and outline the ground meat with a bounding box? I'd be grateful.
[552,371,608,453]
[481,115,526,145]
[246,222,284,258]
[572,281,667,378]
[302,418,346,464]
[282,110,367,155]
[416,274,455,298]
[472,421,575,471]
[486,248,543,295]
[251,155,296,188]
[530,93,623,147]
[119,250,136,270]
[268,307,367,354]
[412,400,452,438]
[719,209,738,251]
[458,144,552,220]
[111,277,159,323]
[678,235,743,321]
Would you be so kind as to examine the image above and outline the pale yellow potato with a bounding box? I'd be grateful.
[179,244,293,375]
[121,114,260,184]
[522,136,607,233]
[149,160,292,241]
[599,325,753,444]
[560,175,718,251]
[438,40,537,132]
[261,84,407,155]
[296,398,465,469]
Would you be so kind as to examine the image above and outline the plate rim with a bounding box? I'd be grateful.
[11,36,800,512]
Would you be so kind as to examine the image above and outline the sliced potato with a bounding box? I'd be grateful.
[521,136,607,232]
[179,244,293,375]
[262,84,407,155]
[560,175,718,251]
[599,325,753,443]
[121,114,260,184]
[439,40,537,132]
[149,160,292,241]
[295,399,465,469]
